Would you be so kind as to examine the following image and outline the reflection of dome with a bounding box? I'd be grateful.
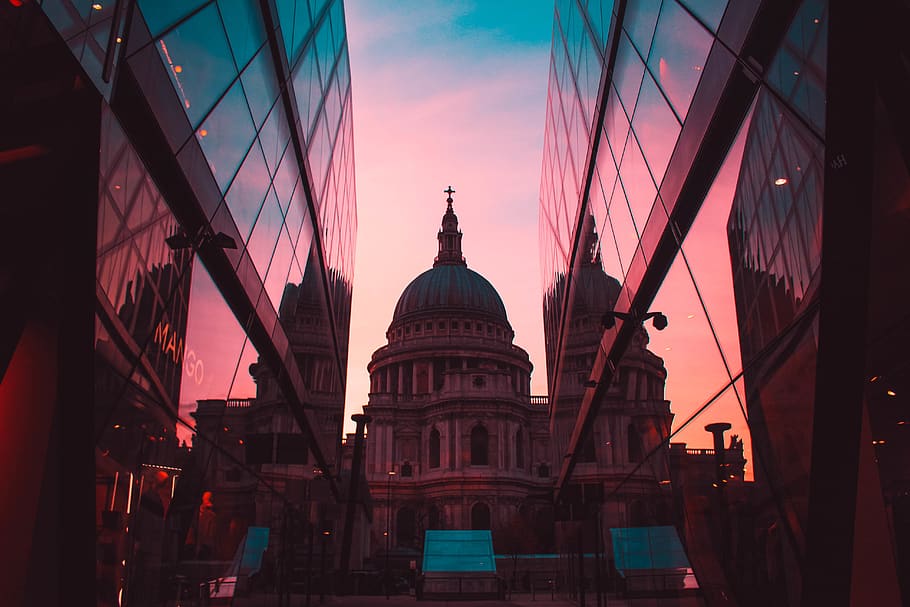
[574,262,621,316]
[392,264,508,324]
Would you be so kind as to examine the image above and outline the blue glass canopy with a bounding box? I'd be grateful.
[422,530,497,573]
[610,526,691,577]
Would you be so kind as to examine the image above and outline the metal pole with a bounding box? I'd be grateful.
[305,523,313,607]
[339,414,371,592]
[320,531,328,604]
[386,468,395,599]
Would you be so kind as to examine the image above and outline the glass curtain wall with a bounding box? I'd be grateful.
[540,0,908,605]
[33,0,362,604]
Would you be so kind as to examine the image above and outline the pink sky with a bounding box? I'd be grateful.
[340,2,756,471]
[341,2,554,433]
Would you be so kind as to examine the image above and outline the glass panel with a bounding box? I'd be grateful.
[263,227,295,314]
[157,3,237,127]
[631,71,680,187]
[196,78,256,193]
[623,0,661,59]
[240,44,279,129]
[246,187,283,279]
[618,132,658,233]
[612,31,646,117]
[137,0,209,37]
[217,0,266,70]
[647,0,713,121]
[678,0,727,32]
[225,142,270,243]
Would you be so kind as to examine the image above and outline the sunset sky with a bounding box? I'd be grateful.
[339,0,753,465]
[341,1,556,432]
[170,0,755,464]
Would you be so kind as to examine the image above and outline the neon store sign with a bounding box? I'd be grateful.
[153,320,204,385]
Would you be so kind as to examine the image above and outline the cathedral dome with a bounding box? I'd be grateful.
[392,264,508,323]
[388,188,511,333]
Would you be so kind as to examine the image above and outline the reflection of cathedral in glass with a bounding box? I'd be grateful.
[553,215,674,529]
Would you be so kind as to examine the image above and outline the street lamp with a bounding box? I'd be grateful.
[386,469,396,600]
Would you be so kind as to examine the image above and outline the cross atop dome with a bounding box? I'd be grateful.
[434,185,466,267]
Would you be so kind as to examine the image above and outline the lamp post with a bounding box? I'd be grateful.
[386,468,396,599]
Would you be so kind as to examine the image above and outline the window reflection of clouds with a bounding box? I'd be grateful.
[632,72,681,187]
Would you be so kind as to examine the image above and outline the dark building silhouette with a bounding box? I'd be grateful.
[538,0,909,605]
[0,1,357,604]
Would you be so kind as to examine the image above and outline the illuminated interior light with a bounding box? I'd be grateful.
[793,71,800,76]
[199,129,208,137]
[687,314,695,319]
[774,177,789,186]
[694,65,702,71]
[114,184,121,189]
[113,424,121,429]
[659,480,671,485]
[126,473,134,514]
[898,421,906,425]
[116,37,122,44]
[664,346,671,351]
[174,65,183,73]
[92,3,103,9]
[870,375,880,382]
[887,390,897,397]
[9,0,25,7]
[813,18,820,24]
[238,439,244,445]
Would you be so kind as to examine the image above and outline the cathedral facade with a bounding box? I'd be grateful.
[363,192,553,553]
[363,194,674,559]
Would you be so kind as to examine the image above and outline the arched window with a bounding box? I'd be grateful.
[471,502,491,530]
[471,424,488,465]
[628,423,643,463]
[429,428,440,469]
[397,507,416,546]
[515,429,524,469]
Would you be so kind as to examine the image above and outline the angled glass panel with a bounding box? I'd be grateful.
[618,132,658,233]
[292,43,323,142]
[273,145,300,214]
[632,71,680,187]
[612,31,646,117]
[196,78,256,193]
[240,45,280,130]
[138,0,209,37]
[225,142,270,243]
[678,0,727,33]
[217,0,266,70]
[247,187,283,279]
[157,2,236,127]
[263,228,295,314]
[623,0,661,59]
[291,0,314,65]
[647,0,713,121]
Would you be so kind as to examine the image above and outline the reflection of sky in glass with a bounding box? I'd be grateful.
[648,108,752,471]
[647,0,712,121]
[178,261,259,443]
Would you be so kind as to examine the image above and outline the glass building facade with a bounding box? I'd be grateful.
[1,0,356,604]
[539,0,908,605]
